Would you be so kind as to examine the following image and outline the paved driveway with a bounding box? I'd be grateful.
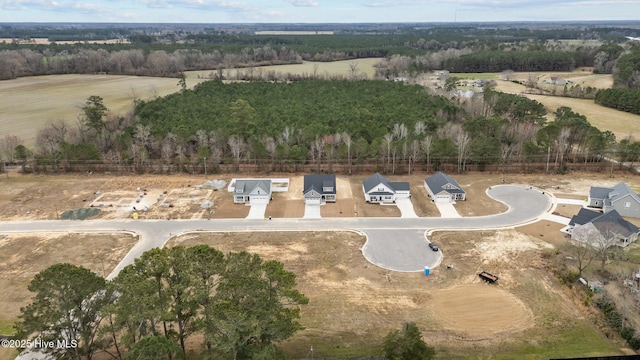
[395,198,418,218]
[246,203,267,219]
[557,198,587,206]
[435,202,461,218]
[303,203,322,219]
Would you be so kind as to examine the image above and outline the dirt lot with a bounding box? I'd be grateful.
[166,229,621,358]
[1,171,638,222]
[0,233,136,327]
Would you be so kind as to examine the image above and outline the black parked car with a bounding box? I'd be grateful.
[429,243,438,251]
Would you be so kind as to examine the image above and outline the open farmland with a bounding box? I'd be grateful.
[0,58,380,147]
[0,74,205,147]
[187,58,381,81]
[491,71,640,140]
[428,70,640,140]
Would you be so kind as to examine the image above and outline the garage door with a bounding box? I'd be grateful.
[434,195,451,203]
[250,195,270,205]
[305,197,321,205]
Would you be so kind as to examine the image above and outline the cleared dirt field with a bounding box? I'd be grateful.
[0,233,136,326]
[1,170,638,358]
[1,171,638,221]
[427,284,534,338]
[166,229,621,358]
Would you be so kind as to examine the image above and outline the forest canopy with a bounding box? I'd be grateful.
[134,79,460,142]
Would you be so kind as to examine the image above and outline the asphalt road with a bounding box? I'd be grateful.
[0,184,551,277]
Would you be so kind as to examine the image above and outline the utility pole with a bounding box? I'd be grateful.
[204,157,207,177]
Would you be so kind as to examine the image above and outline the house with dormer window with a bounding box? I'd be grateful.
[233,179,272,205]
[362,173,410,204]
[424,172,466,203]
[303,174,336,204]
[588,182,640,218]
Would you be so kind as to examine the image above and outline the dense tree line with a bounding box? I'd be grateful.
[595,88,640,114]
[0,47,302,80]
[443,50,586,73]
[2,25,636,81]
[2,79,623,176]
[16,246,308,360]
[613,46,640,88]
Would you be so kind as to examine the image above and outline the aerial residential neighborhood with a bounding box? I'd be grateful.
[3,17,640,360]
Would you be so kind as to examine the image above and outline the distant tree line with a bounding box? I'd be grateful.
[0,47,302,80]
[2,26,639,82]
[443,51,587,73]
[1,79,628,176]
[595,88,640,114]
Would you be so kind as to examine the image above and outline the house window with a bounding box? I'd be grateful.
[625,201,631,208]
[378,187,384,191]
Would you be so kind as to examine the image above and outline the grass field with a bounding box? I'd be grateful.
[0,74,197,147]
[0,58,380,147]
[490,71,640,140]
[187,58,381,81]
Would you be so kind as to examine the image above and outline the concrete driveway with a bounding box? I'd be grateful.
[246,203,267,219]
[395,198,418,218]
[303,203,322,219]
[435,202,461,218]
[557,198,587,206]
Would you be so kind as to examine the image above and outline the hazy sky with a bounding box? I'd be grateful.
[0,0,639,23]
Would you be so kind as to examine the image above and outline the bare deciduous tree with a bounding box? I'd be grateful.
[342,132,352,174]
[228,135,246,171]
[421,135,433,171]
[1,135,22,162]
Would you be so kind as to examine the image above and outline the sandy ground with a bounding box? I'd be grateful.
[0,233,136,322]
[165,227,616,358]
[428,284,534,338]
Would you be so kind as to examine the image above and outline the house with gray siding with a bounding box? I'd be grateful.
[233,179,271,205]
[588,186,613,208]
[588,183,640,218]
[303,174,336,204]
[572,209,640,248]
[604,183,640,218]
[424,172,466,203]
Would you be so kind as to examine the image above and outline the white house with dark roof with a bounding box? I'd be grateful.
[232,179,272,205]
[424,172,466,203]
[303,174,336,205]
[362,173,410,204]
[588,182,640,218]
[572,209,640,248]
